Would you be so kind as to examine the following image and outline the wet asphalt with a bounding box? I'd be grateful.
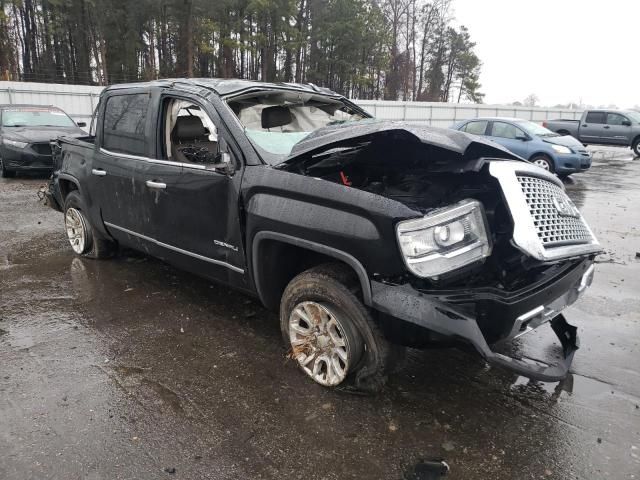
[0,147,639,480]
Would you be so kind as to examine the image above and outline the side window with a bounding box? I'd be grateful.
[102,94,150,156]
[491,122,523,139]
[463,120,488,135]
[585,112,606,124]
[162,97,219,164]
[606,113,627,125]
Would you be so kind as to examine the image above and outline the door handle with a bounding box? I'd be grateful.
[91,168,107,176]
[145,180,167,190]
[603,126,610,129]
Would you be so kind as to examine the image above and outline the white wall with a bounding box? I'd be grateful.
[0,81,584,126]
[0,82,104,122]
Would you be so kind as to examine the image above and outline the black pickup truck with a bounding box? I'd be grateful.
[47,79,602,392]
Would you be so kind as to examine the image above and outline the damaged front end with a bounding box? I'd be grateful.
[279,122,602,381]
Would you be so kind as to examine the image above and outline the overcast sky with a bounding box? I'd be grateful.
[453,0,638,108]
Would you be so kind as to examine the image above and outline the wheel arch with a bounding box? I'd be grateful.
[251,231,372,311]
[58,173,82,203]
[529,150,556,167]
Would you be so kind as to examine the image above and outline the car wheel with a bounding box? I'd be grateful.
[632,138,640,157]
[63,191,115,259]
[0,158,16,178]
[531,154,555,173]
[280,263,401,393]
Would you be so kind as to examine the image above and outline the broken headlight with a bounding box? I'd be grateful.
[396,199,492,279]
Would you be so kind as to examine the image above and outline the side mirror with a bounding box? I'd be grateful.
[622,120,631,127]
[516,135,529,141]
[210,151,236,176]
[77,121,87,128]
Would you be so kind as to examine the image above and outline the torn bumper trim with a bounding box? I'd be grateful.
[370,260,594,381]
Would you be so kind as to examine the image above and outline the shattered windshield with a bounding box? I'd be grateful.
[227,91,367,163]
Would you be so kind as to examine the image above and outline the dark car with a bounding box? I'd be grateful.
[46,79,602,392]
[0,104,87,177]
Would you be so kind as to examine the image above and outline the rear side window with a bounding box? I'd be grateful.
[103,94,150,156]
[462,121,488,135]
[585,112,606,124]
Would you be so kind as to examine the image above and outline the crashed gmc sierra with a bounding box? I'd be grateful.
[46,79,602,392]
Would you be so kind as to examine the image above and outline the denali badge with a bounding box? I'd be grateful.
[552,195,580,218]
[214,240,239,252]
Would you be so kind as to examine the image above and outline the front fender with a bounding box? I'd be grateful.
[242,166,419,279]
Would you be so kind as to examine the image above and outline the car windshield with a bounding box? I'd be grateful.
[1,107,76,128]
[516,120,558,137]
[227,91,367,164]
[625,111,640,123]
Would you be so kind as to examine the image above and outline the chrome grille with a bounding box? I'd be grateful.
[517,175,593,247]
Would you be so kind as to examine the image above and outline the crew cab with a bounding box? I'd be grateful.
[46,79,602,392]
[544,110,640,156]
[0,104,86,177]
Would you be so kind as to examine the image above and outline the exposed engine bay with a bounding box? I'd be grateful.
[284,136,583,292]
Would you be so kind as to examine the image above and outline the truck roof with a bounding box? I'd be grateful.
[103,78,339,97]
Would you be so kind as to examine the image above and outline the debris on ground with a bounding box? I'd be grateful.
[163,467,176,474]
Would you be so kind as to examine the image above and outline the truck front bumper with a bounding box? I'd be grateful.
[371,259,595,381]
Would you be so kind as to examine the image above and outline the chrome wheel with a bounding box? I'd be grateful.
[288,301,351,386]
[65,207,88,254]
[533,158,551,171]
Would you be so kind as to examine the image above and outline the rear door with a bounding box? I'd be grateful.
[580,111,607,143]
[604,112,632,145]
[90,90,154,249]
[487,121,531,158]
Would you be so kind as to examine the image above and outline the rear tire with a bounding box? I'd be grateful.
[530,154,555,173]
[0,158,16,178]
[280,263,402,393]
[63,191,115,259]
[632,138,640,157]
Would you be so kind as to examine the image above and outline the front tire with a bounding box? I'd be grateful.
[63,191,115,259]
[280,263,401,393]
[632,138,640,157]
[0,158,16,178]
[530,154,555,173]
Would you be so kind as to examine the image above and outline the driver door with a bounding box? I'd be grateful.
[488,121,530,158]
[140,93,246,283]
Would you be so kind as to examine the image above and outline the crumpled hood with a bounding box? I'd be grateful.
[3,126,85,144]
[278,120,523,166]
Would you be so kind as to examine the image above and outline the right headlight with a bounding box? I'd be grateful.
[396,199,492,279]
